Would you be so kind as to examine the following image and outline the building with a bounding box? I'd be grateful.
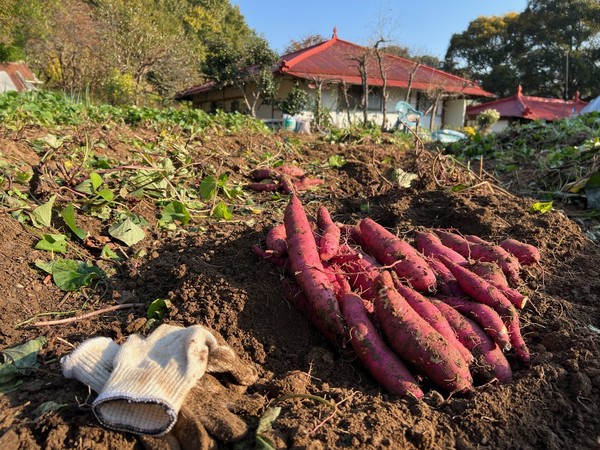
[177,28,493,130]
[467,85,589,132]
[0,61,41,93]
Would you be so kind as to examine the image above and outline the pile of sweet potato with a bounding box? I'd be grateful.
[253,196,540,397]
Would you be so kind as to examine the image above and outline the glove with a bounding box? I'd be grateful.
[61,324,257,437]
[61,337,120,394]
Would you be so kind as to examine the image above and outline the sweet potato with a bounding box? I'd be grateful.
[360,218,437,292]
[390,272,473,366]
[426,257,465,298]
[276,164,305,178]
[293,176,324,191]
[431,299,513,383]
[340,292,424,397]
[284,195,345,343]
[332,245,382,301]
[464,235,521,284]
[246,182,279,192]
[250,168,281,181]
[266,223,287,258]
[436,296,511,351]
[499,238,541,265]
[337,222,365,247]
[317,206,341,261]
[506,315,530,365]
[251,244,288,268]
[413,230,468,265]
[433,229,471,255]
[439,257,517,323]
[374,271,473,393]
[468,261,527,309]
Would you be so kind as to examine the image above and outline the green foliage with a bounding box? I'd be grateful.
[35,259,104,291]
[446,1,600,98]
[278,84,309,116]
[0,337,47,393]
[476,109,500,128]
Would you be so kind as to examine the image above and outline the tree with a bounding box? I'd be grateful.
[94,0,201,103]
[202,36,279,117]
[283,34,327,54]
[445,1,600,99]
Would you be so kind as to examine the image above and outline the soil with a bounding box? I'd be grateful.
[1,125,599,450]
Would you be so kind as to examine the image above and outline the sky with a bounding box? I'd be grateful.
[230,0,528,58]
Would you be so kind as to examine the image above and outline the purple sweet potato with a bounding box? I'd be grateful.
[374,271,473,393]
[390,272,473,366]
[340,292,424,397]
[317,206,341,261]
[332,245,382,301]
[427,257,465,298]
[266,223,288,258]
[284,195,345,343]
[431,299,513,383]
[360,218,437,292]
[468,261,527,309]
[436,296,511,352]
[499,238,541,265]
[413,230,468,265]
[464,235,521,284]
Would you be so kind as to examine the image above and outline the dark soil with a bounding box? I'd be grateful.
[1,126,599,450]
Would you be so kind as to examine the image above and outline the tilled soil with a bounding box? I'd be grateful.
[0,127,599,450]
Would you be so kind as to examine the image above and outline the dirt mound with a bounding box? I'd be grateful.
[1,127,599,449]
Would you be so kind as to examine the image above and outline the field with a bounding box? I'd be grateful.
[0,94,599,449]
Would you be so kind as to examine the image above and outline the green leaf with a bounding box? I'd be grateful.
[451,184,469,192]
[529,201,553,214]
[51,259,103,291]
[0,337,46,393]
[60,204,87,240]
[90,172,103,191]
[31,195,56,228]
[35,234,67,253]
[255,406,281,450]
[100,245,120,260]
[212,201,232,220]
[147,298,171,320]
[199,176,218,200]
[33,401,68,418]
[109,218,146,246]
[34,260,56,274]
[96,188,114,202]
[328,155,346,168]
[160,201,191,226]
[74,179,94,195]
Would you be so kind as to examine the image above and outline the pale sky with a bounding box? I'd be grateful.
[230,0,528,58]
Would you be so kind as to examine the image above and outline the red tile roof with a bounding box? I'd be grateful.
[177,29,493,99]
[279,29,493,97]
[0,61,40,92]
[466,85,588,121]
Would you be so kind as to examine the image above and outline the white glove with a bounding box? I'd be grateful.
[62,324,234,436]
[93,324,219,436]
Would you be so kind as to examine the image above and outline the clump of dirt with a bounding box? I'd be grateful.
[0,126,599,450]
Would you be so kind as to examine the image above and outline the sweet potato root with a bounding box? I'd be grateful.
[332,245,382,301]
[431,299,513,383]
[413,230,468,265]
[390,272,473,366]
[317,206,341,261]
[436,296,511,352]
[360,218,437,292]
[284,195,345,343]
[440,257,517,323]
[468,261,527,309]
[266,224,287,258]
[374,271,473,393]
[340,292,424,397]
[464,234,521,284]
[426,257,465,298]
[499,238,541,265]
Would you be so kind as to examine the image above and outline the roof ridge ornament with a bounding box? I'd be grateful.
[332,27,338,39]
